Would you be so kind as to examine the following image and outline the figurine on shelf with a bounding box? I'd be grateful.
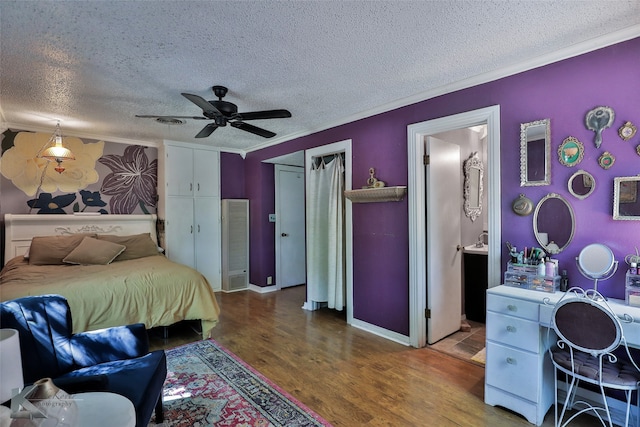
[364,167,386,189]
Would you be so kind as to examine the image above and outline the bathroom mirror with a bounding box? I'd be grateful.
[613,175,640,220]
[568,170,596,200]
[520,119,551,187]
[576,243,618,292]
[533,193,575,254]
[463,151,483,222]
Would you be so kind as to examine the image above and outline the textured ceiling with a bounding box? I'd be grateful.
[1,1,639,154]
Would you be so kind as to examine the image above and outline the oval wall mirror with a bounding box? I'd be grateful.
[520,119,551,187]
[533,193,575,254]
[613,175,640,220]
[568,170,596,200]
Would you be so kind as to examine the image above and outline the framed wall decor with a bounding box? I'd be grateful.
[598,151,615,169]
[558,136,584,167]
[618,121,637,141]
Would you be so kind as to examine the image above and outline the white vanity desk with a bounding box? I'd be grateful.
[484,285,640,426]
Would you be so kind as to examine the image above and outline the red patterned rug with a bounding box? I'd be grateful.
[148,339,332,427]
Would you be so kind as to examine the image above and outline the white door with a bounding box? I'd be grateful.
[193,149,220,197]
[165,146,194,196]
[165,197,195,268]
[426,136,462,344]
[195,197,221,291]
[275,165,306,288]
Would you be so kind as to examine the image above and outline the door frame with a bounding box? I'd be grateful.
[303,139,353,324]
[407,105,501,348]
[275,164,305,289]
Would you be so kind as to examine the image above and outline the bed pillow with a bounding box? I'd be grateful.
[28,233,97,265]
[97,233,160,261]
[63,237,126,265]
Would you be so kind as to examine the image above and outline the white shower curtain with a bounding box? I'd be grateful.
[307,155,345,310]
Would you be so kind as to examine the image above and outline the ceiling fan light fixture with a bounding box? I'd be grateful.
[137,85,291,139]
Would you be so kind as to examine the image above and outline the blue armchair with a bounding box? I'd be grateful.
[0,294,167,427]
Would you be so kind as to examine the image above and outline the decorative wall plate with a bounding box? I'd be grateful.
[558,136,584,167]
[512,193,533,216]
[636,144,640,157]
[585,106,615,149]
[598,151,615,169]
[619,121,637,141]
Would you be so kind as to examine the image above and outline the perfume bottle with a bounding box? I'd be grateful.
[631,262,638,275]
[560,270,569,292]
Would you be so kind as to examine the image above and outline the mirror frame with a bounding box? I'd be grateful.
[613,175,640,220]
[568,169,596,200]
[533,192,575,255]
[463,151,483,222]
[558,136,584,167]
[520,119,551,187]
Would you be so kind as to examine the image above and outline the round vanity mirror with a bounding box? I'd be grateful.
[533,193,575,254]
[577,244,615,277]
[576,243,618,291]
[568,170,596,200]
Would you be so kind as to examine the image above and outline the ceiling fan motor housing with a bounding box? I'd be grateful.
[208,100,238,118]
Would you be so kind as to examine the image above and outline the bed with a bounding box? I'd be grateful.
[0,213,220,338]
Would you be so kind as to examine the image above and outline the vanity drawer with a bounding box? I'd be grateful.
[486,311,541,353]
[486,341,540,402]
[487,293,539,321]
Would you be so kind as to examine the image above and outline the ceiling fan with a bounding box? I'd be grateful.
[136,85,292,138]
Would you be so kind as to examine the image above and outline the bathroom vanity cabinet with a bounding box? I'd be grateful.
[463,251,488,322]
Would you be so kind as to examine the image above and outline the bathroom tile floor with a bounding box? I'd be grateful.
[428,320,486,366]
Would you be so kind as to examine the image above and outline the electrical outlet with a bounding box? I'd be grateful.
[268,214,276,222]
[267,276,273,285]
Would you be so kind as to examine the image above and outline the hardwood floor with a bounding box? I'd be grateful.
[148,285,602,427]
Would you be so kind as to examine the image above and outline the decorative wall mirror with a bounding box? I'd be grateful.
[520,119,551,187]
[613,175,640,220]
[533,193,575,254]
[558,136,584,167]
[463,151,483,222]
[568,169,596,200]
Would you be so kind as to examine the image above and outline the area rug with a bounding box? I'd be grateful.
[148,339,332,427]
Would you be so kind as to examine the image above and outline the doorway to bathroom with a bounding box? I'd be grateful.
[407,105,501,348]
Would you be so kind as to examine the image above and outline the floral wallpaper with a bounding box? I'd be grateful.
[0,128,158,215]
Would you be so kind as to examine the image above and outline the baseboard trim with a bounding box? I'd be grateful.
[249,284,279,294]
[350,318,411,346]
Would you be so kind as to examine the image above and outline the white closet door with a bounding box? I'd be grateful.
[195,197,221,291]
[166,146,194,196]
[193,149,220,197]
[165,197,195,268]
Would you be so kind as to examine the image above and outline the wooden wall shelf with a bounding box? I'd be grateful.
[344,186,407,203]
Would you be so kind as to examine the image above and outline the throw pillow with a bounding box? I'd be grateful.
[63,237,126,265]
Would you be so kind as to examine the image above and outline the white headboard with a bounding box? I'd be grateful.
[4,214,158,265]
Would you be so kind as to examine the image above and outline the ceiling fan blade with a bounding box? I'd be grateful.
[236,109,292,121]
[195,123,219,138]
[230,121,276,138]
[135,115,208,120]
[181,93,222,116]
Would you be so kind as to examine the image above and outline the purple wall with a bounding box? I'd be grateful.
[223,37,640,336]
[220,152,246,199]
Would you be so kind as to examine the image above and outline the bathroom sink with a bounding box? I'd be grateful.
[464,244,488,255]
